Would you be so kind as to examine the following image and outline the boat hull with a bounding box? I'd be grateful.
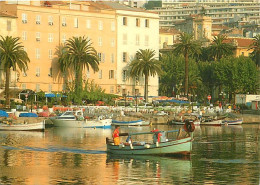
[107,137,192,155]
[200,120,222,126]
[170,120,200,126]
[222,119,243,125]
[52,118,112,128]
[0,121,45,131]
[112,120,150,126]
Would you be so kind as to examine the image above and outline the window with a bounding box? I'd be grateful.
[123,52,127,62]
[48,16,53,25]
[48,49,53,59]
[123,34,127,45]
[36,15,41,24]
[86,19,91,29]
[110,86,114,93]
[74,18,78,28]
[98,53,102,62]
[7,20,11,31]
[242,52,244,56]
[36,84,40,92]
[86,69,90,78]
[122,70,127,81]
[109,70,114,79]
[21,83,26,90]
[49,68,53,77]
[62,17,66,26]
[48,33,54,42]
[98,21,103,30]
[145,19,149,27]
[135,89,139,95]
[123,17,127,26]
[101,53,105,63]
[22,13,27,23]
[135,77,139,85]
[98,37,102,46]
[36,32,40,41]
[98,70,102,79]
[145,35,149,46]
[48,84,52,92]
[35,48,40,59]
[36,67,40,77]
[111,38,115,47]
[111,53,114,63]
[22,31,27,40]
[111,21,115,31]
[136,34,140,45]
[136,18,140,27]
[62,34,66,43]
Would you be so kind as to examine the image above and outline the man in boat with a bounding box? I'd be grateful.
[112,125,120,145]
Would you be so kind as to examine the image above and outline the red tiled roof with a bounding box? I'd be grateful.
[224,37,254,48]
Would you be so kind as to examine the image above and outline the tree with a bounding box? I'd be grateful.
[58,36,99,104]
[144,0,162,10]
[174,32,201,97]
[249,34,260,67]
[129,49,162,102]
[0,36,29,108]
[208,34,235,61]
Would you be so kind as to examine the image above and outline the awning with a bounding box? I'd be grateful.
[45,93,67,97]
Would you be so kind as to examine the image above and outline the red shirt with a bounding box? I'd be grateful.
[113,128,119,138]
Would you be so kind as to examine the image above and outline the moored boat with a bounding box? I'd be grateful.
[200,119,222,126]
[112,119,150,126]
[0,121,45,131]
[170,120,200,126]
[222,119,243,125]
[50,110,112,128]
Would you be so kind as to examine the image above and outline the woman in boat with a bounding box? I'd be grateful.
[112,125,120,145]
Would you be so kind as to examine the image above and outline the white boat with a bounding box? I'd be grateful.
[0,121,45,131]
[112,119,150,126]
[50,111,112,128]
[222,119,243,125]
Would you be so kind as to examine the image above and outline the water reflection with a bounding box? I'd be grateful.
[106,154,192,184]
[0,124,259,184]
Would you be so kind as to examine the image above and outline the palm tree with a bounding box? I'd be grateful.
[0,36,29,108]
[174,32,201,97]
[130,49,163,102]
[209,34,235,61]
[249,34,260,67]
[58,36,99,103]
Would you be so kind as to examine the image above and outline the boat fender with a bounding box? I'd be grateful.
[119,144,125,148]
[156,142,159,147]
[144,144,150,148]
[130,143,133,149]
[184,120,195,133]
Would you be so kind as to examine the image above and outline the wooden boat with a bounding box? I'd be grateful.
[170,120,200,126]
[112,119,150,126]
[106,128,194,156]
[0,121,45,131]
[200,119,222,126]
[50,111,112,128]
[222,119,243,125]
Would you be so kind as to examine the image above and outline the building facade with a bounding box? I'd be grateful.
[153,0,260,28]
[0,1,160,98]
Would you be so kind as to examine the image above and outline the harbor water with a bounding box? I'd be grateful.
[0,123,259,184]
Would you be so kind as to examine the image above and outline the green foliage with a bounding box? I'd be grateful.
[249,34,260,67]
[0,36,30,107]
[58,36,99,104]
[144,0,162,10]
[130,49,162,102]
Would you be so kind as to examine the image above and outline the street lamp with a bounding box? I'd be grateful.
[135,93,138,112]
[123,93,126,107]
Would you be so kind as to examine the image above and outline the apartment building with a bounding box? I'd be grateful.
[99,2,160,98]
[0,1,160,98]
[153,0,260,28]
[0,1,117,94]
